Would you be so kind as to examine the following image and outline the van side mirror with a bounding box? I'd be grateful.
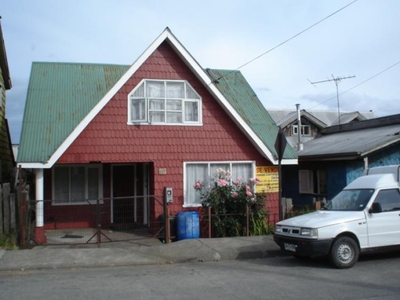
[369,202,382,214]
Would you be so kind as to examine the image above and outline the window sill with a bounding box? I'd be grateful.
[127,122,203,126]
[182,204,202,208]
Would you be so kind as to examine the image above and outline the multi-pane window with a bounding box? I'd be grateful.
[129,80,201,125]
[53,165,102,204]
[184,161,254,207]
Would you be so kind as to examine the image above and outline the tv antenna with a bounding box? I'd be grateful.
[309,75,355,125]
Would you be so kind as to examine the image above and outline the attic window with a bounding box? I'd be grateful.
[292,125,311,136]
[128,80,202,125]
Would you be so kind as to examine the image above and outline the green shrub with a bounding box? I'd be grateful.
[0,234,18,250]
[194,168,270,237]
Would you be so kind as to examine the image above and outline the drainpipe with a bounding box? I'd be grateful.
[364,157,369,170]
[296,104,303,151]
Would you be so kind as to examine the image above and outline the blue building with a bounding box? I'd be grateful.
[270,109,400,209]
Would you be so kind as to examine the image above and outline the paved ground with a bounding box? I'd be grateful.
[0,235,284,271]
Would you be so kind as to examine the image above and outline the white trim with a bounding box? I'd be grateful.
[126,122,203,127]
[19,28,289,169]
[127,79,203,125]
[35,169,44,227]
[280,159,298,165]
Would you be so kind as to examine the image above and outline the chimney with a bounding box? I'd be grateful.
[296,104,303,151]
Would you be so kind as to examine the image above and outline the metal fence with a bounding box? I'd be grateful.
[25,195,168,246]
[20,195,281,246]
[199,206,277,238]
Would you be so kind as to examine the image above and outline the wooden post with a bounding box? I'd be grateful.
[246,205,250,237]
[164,195,170,244]
[17,166,27,248]
[96,198,101,247]
[2,185,9,235]
[208,206,212,238]
[18,192,27,248]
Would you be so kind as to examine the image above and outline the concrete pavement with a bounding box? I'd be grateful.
[0,235,284,271]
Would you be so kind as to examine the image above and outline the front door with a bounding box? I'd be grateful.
[112,165,135,224]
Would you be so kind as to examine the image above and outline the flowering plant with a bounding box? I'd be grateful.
[194,168,270,237]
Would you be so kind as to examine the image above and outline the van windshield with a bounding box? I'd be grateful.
[324,189,374,211]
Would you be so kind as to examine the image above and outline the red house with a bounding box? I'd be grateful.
[17,28,297,244]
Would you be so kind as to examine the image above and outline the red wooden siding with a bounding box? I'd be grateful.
[55,41,275,218]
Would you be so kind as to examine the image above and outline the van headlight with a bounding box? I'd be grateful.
[274,225,283,234]
[300,228,318,238]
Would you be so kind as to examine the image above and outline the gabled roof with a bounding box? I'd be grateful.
[207,69,297,161]
[274,110,327,129]
[17,62,129,164]
[330,111,369,126]
[268,109,375,128]
[298,114,400,160]
[18,28,297,168]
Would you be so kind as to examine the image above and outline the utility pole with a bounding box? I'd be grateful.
[309,75,355,125]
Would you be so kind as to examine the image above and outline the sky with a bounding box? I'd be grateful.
[2,0,400,144]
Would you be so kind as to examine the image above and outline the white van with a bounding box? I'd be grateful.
[274,165,400,268]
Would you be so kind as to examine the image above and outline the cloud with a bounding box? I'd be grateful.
[3,0,400,143]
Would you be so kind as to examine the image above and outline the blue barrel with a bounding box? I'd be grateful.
[177,211,200,240]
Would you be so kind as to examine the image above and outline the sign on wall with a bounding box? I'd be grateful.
[256,166,279,193]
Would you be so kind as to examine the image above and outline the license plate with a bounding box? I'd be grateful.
[284,243,296,252]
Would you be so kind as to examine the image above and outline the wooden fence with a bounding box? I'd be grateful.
[0,183,17,239]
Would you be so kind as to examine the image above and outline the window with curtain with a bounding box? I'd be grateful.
[299,169,327,195]
[184,161,254,207]
[53,165,102,205]
[129,80,201,125]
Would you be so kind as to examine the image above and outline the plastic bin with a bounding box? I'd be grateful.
[177,211,200,240]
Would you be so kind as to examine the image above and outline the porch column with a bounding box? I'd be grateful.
[35,168,47,243]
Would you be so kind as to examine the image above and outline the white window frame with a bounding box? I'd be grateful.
[183,161,255,207]
[292,125,311,136]
[128,79,202,126]
[52,164,103,205]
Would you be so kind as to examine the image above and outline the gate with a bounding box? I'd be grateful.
[27,194,172,246]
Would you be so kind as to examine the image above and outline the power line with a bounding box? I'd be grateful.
[309,60,400,109]
[339,61,400,95]
[213,0,358,82]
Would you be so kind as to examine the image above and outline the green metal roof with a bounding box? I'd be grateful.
[17,62,296,165]
[208,69,297,160]
[17,62,129,163]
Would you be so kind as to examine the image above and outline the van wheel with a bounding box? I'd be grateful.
[329,236,359,269]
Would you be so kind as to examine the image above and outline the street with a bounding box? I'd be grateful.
[1,252,400,300]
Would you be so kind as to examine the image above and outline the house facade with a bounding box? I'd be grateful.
[0,20,14,186]
[17,28,297,243]
[270,108,400,208]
